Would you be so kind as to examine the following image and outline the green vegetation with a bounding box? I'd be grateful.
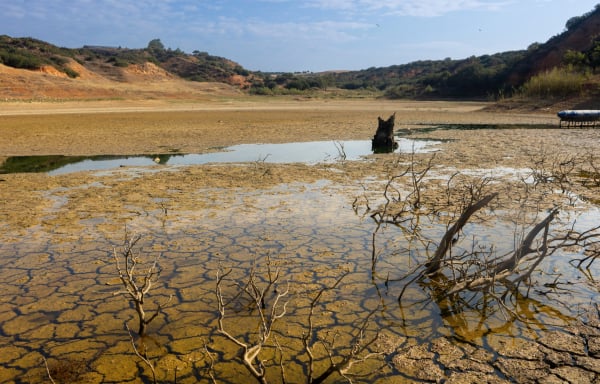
[2,3,600,103]
[0,35,79,77]
[0,50,43,69]
[0,155,87,174]
[248,71,335,95]
[0,36,245,85]
[519,67,587,99]
[342,53,525,99]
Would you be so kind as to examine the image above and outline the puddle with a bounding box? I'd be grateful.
[0,138,440,175]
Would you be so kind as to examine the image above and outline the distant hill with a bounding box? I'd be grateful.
[2,4,600,104]
[0,36,255,88]
[326,50,528,98]
[505,5,600,86]
[318,4,600,101]
[0,37,244,100]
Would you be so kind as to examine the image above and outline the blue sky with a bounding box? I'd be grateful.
[1,1,598,72]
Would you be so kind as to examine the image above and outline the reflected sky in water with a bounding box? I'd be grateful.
[0,156,599,381]
[43,139,440,175]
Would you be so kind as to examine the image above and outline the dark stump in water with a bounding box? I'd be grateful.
[372,113,398,153]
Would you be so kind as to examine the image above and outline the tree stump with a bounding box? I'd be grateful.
[371,113,398,153]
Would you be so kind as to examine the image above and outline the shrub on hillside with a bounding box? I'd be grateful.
[63,67,80,78]
[519,67,587,98]
[0,50,44,69]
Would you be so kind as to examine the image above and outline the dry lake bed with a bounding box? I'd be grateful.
[1,99,600,383]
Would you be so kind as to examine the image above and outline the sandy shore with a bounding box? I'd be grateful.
[0,98,556,157]
[1,97,598,236]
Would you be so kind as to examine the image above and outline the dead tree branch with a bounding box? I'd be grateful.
[407,151,436,209]
[216,265,289,384]
[424,193,498,275]
[42,357,57,384]
[493,208,559,274]
[303,272,348,382]
[434,208,560,296]
[528,151,578,193]
[302,271,384,383]
[216,266,385,383]
[112,231,171,337]
[584,152,600,187]
[567,224,600,269]
[125,323,157,384]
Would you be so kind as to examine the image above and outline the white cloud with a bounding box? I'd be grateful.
[0,3,27,19]
[243,20,371,42]
[305,0,511,17]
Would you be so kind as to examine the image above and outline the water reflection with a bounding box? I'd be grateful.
[366,193,600,346]
[421,275,577,342]
[0,139,440,175]
[0,176,598,381]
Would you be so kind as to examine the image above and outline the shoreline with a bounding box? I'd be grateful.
[0,98,558,157]
[0,98,599,383]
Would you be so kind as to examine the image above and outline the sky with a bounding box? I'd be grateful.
[1,1,599,73]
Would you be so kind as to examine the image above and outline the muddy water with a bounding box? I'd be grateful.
[0,180,389,382]
[1,164,599,383]
[0,138,441,175]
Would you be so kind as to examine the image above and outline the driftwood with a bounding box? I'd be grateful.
[424,193,498,275]
[444,208,559,295]
[372,113,398,153]
[422,198,565,296]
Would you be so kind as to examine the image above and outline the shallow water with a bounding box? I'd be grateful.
[1,169,599,382]
[0,138,440,175]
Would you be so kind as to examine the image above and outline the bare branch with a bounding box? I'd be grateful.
[42,357,57,384]
[303,272,349,382]
[494,208,559,274]
[216,263,289,384]
[425,193,498,275]
[125,323,157,384]
[201,341,218,384]
[111,231,169,336]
